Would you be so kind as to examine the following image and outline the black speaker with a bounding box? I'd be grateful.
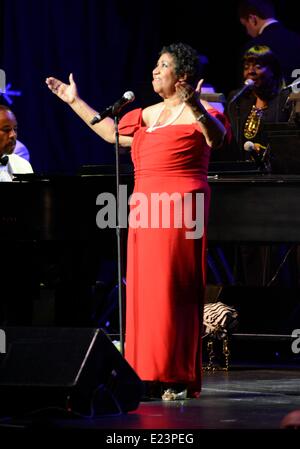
[0,327,143,417]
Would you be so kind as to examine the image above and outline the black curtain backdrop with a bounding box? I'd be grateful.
[1,0,300,174]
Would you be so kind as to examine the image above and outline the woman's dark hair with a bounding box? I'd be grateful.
[243,45,284,97]
[159,42,201,87]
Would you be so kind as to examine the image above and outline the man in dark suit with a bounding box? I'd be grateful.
[238,0,300,85]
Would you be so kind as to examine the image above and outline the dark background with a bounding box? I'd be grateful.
[1,0,300,174]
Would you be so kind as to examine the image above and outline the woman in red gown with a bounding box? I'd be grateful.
[46,42,228,400]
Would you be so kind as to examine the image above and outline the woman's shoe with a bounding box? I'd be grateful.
[161,388,188,401]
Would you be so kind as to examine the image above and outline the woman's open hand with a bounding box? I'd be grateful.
[175,79,204,104]
[45,73,78,104]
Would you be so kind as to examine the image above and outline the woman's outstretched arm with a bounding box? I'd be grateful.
[46,73,133,147]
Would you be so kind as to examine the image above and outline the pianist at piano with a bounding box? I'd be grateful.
[0,105,33,179]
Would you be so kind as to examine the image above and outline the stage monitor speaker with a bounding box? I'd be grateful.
[0,327,144,417]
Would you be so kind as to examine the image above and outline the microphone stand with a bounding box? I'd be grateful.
[236,102,243,159]
[113,114,125,356]
[228,99,243,160]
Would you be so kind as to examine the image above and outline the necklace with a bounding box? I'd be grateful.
[244,105,266,139]
[146,103,185,133]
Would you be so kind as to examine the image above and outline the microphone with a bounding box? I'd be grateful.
[244,141,269,169]
[229,79,255,103]
[90,91,135,125]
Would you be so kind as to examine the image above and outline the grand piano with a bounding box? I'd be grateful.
[208,173,300,243]
[1,170,300,352]
[1,171,300,243]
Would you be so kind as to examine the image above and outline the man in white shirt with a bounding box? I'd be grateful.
[0,105,36,326]
[0,105,33,180]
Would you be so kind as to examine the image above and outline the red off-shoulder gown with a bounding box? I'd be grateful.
[119,107,224,394]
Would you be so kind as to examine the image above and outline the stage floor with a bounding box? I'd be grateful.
[1,366,300,435]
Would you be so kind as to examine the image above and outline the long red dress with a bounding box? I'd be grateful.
[119,107,224,394]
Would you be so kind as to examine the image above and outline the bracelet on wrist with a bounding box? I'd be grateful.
[196,112,209,124]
